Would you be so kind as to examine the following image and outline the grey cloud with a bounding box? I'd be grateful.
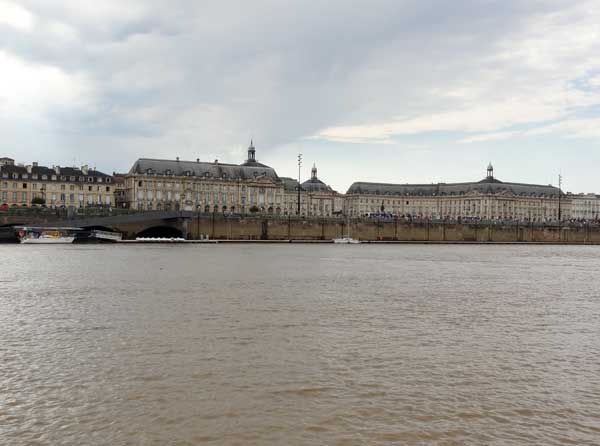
[0,0,590,173]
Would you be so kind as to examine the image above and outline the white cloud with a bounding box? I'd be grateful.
[0,1,34,30]
[0,50,92,117]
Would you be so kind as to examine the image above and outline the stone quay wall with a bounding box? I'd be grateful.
[3,211,600,243]
[187,216,600,244]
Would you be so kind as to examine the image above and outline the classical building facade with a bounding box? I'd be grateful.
[125,144,344,217]
[568,193,600,221]
[0,157,115,208]
[345,164,568,222]
[126,143,285,213]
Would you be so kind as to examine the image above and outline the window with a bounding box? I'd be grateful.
[42,175,47,180]
[106,186,110,192]
[22,183,27,189]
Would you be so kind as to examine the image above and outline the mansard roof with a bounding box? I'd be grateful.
[301,177,334,193]
[280,177,301,192]
[129,158,280,181]
[0,163,111,181]
[347,177,561,198]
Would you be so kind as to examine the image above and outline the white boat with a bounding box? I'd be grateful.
[333,236,361,244]
[91,230,123,242]
[333,216,361,244]
[18,227,77,244]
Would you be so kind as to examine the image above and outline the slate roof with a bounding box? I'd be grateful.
[301,177,335,193]
[0,163,112,182]
[129,158,280,181]
[280,177,301,192]
[347,177,561,198]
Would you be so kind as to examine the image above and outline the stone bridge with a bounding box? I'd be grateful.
[54,211,197,239]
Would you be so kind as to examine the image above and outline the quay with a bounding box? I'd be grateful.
[3,209,600,244]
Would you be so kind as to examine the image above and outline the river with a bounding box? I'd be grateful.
[1,244,600,445]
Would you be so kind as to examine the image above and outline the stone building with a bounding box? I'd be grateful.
[278,166,343,217]
[299,164,344,216]
[345,164,568,222]
[569,193,600,221]
[0,157,115,208]
[125,144,345,217]
[125,143,287,213]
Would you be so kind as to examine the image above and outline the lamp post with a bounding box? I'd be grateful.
[297,154,302,215]
[558,174,563,222]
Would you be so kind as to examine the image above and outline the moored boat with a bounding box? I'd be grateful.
[333,237,361,244]
[18,227,79,244]
[333,215,361,244]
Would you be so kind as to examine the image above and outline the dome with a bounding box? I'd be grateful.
[301,178,333,193]
[301,164,334,193]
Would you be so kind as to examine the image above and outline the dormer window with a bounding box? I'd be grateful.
[52,175,57,181]
[22,173,28,179]
[146,168,153,174]
[106,178,111,183]
[165,169,172,175]
[185,171,191,176]
[205,172,210,178]
[60,176,66,181]
[42,175,47,180]
[70,176,75,181]
[32,174,38,180]
[88,177,93,182]
[222,173,227,179]
[12,173,18,179]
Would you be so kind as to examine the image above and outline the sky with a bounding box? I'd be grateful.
[1,0,599,193]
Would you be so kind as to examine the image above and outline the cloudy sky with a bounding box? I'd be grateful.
[1,0,599,193]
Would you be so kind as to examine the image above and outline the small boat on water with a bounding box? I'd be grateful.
[333,236,361,244]
[332,216,361,244]
[18,227,79,244]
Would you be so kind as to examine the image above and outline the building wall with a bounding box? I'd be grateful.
[127,173,345,217]
[569,194,600,220]
[345,192,570,222]
[0,164,115,208]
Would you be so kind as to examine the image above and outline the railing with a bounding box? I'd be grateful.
[3,206,600,229]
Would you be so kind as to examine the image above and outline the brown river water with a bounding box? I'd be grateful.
[1,244,600,445]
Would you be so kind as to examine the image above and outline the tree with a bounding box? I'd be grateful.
[32,196,45,205]
[249,205,260,213]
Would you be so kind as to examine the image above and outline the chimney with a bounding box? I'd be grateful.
[32,162,38,167]
[26,165,32,174]
[54,165,60,175]
[176,156,180,162]
[81,165,89,175]
[214,159,218,164]
[196,158,200,163]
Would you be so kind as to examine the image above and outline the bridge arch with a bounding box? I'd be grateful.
[136,225,184,239]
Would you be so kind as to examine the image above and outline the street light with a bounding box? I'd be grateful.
[297,154,302,215]
[558,174,563,222]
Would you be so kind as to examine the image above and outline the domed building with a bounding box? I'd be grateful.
[299,164,344,217]
[345,163,567,221]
